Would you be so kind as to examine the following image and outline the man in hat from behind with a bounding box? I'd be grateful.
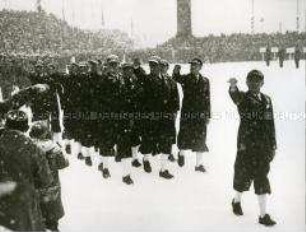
[30,121,69,231]
[173,58,211,173]
[228,70,277,227]
[0,110,53,231]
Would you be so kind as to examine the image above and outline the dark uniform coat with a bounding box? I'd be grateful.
[80,71,101,148]
[229,86,277,195]
[61,72,84,141]
[133,66,146,81]
[116,72,143,160]
[173,73,210,152]
[139,73,179,155]
[160,73,180,145]
[0,130,53,231]
[94,71,121,156]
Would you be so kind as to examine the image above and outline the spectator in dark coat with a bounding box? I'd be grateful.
[0,110,53,231]
[228,70,277,227]
[30,122,69,231]
[173,58,211,173]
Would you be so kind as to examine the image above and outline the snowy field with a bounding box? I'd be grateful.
[60,60,305,232]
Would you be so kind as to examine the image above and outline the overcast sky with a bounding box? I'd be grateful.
[2,0,305,47]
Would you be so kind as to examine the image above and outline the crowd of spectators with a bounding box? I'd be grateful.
[132,32,306,63]
[0,9,132,55]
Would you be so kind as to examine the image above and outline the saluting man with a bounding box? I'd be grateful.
[173,58,211,173]
[228,70,277,227]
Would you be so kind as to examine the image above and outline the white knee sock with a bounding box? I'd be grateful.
[89,146,95,155]
[160,154,169,172]
[143,154,151,161]
[103,157,109,169]
[179,150,188,157]
[123,158,132,177]
[74,141,82,155]
[81,147,90,158]
[98,156,103,165]
[132,146,139,160]
[234,191,242,203]
[171,144,177,157]
[258,194,267,217]
[196,152,204,167]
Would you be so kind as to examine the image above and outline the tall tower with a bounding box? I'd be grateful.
[36,0,43,12]
[176,0,192,38]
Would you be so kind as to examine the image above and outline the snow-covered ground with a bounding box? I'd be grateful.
[60,60,305,232]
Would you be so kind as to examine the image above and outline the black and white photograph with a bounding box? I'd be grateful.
[0,0,305,231]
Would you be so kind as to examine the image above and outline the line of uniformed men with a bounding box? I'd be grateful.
[26,55,211,185]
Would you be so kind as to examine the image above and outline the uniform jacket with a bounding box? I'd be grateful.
[142,73,180,115]
[173,73,211,121]
[229,86,277,151]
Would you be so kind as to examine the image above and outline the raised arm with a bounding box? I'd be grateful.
[172,64,185,84]
[228,78,244,106]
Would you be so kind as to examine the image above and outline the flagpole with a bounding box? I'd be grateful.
[251,0,255,34]
[101,0,105,29]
